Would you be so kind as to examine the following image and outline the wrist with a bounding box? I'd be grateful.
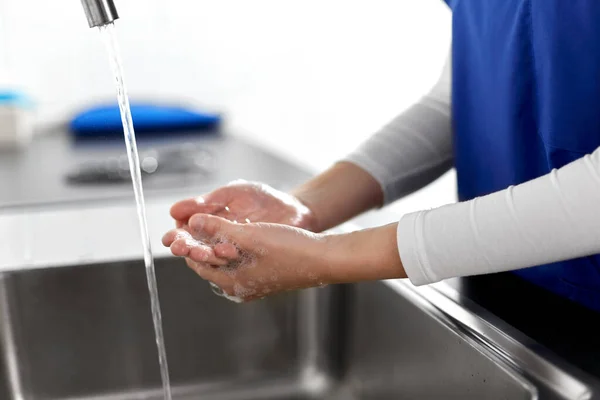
[290,190,322,232]
[290,161,384,233]
[323,223,406,285]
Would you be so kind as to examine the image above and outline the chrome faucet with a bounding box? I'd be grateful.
[80,0,119,28]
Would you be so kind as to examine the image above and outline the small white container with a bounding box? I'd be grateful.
[0,91,33,149]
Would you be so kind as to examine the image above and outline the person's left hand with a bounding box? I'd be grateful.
[169,180,317,231]
[162,214,337,301]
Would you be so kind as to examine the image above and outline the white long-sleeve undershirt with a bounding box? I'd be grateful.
[344,56,600,286]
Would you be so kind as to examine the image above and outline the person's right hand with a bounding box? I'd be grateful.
[169,180,317,231]
[162,213,405,302]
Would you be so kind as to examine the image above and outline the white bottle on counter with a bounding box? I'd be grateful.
[0,90,33,149]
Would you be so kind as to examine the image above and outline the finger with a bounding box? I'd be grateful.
[170,237,191,257]
[163,228,198,248]
[170,196,226,222]
[189,214,243,241]
[214,242,240,259]
[189,245,228,266]
[162,229,180,247]
[166,229,210,258]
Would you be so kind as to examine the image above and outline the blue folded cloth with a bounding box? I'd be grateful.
[69,103,221,137]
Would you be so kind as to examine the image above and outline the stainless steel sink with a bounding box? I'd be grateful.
[0,257,557,400]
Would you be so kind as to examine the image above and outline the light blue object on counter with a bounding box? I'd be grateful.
[69,103,221,137]
[0,90,34,108]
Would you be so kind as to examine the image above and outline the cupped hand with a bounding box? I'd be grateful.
[169,180,317,231]
[162,214,336,302]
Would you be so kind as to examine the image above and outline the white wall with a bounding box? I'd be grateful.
[0,0,455,212]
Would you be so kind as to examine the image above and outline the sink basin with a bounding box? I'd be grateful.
[0,257,544,400]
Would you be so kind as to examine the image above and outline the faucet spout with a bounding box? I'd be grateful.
[80,0,119,28]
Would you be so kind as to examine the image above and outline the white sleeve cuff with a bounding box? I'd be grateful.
[396,211,438,286]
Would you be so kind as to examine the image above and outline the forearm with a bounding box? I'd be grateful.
[294,53,453,232]
[320,146,600,288]
[292,161,384,233]
[343,53,453,205]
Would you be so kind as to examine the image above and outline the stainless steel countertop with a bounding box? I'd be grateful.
[0,130,311,210]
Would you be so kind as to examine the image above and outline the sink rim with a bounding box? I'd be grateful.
[379,279,538,398]
[390,279,597,400]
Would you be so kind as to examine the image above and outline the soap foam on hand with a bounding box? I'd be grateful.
[208,238,256,303]
[211,285,244,303]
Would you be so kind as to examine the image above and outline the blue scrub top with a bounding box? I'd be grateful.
[445,0,600,311]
